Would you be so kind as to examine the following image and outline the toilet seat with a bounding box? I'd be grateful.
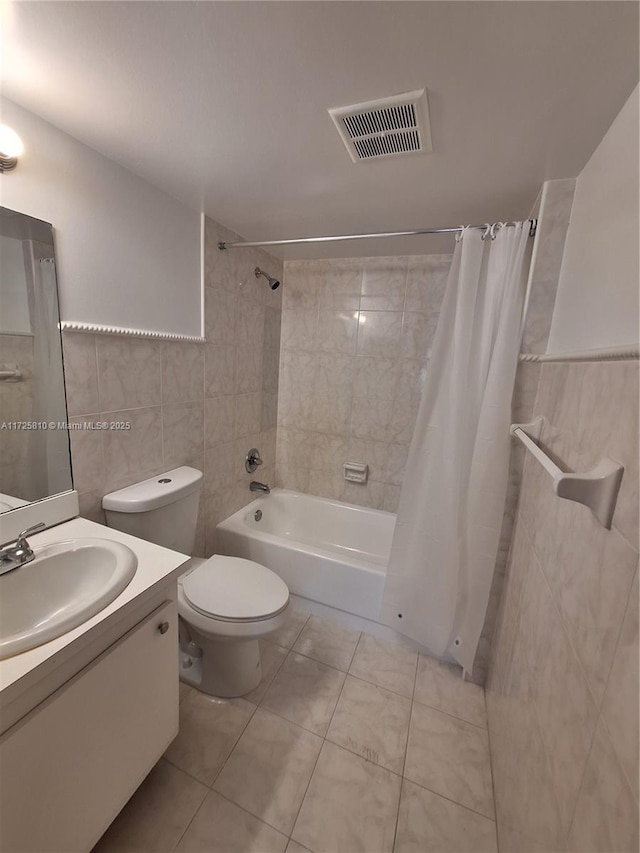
[182,555,289,623]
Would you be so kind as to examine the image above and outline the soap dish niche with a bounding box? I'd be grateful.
[343,462,369,484]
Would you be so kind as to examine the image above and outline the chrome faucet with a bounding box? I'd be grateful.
[0,523,46,576]
[250,481,270,494]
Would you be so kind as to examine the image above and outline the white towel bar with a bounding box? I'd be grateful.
[0,367,21,381]
[510,417,624,529]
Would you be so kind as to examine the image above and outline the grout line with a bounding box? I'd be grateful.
[162,753,212,791]
[391,647,419,851]
[212,787,290,841]
[484,679,500,836]
[207,700,258,791]
[400,774,499,824]
[410,692,488,731]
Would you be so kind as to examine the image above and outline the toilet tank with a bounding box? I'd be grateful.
[102,467,203,554]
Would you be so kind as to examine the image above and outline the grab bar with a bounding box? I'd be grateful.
[510,417,624,529]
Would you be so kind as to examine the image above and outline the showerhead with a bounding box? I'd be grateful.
[255,266,280,290]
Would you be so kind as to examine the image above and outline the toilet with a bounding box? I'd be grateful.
[102,466,290,698]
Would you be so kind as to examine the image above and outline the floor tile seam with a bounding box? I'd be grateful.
[207,701,259,790]
[163,753,215,790]
[410,693,489,731]
[212,787,290,843]
[405,771,499,824]
[260,645,301,707]
[323,729,405,779]
[211,775,298,839]
[291,623,362,672]
[289,613,312,648]
[345,630,363,671]
[346,664,416,700]
[289,645,359,675]
[247,703,327,745]
[401,767,496,822]
[279,653,351,837]
[159,757,210,853]
[483,684,500,830]
[256,696,334,740]
[169,774,214,853]
[252,643,290,705]
[158,755,210,794]
[399,651,420,777]
[391,651,420,851]
[287,727,331,844]
[343,671,414,706]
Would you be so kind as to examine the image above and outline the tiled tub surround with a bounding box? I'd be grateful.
[276,255,452,512]
[487,359,639,852]
[94,606,497,853]
[62,215,283,556]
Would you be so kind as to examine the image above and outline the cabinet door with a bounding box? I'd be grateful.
[0,599,178,853]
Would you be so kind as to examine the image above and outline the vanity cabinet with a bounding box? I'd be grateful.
[0,598,178,853]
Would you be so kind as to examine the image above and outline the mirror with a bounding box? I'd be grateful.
[0,207,72,512]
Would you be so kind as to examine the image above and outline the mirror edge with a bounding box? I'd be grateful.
[0,491,79,544]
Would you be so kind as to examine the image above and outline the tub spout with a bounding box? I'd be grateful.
[250,481,270,494]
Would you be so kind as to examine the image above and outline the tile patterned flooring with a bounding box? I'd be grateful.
[94,607,497,853]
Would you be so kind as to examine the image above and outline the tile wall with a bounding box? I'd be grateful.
[487,358,638,851]
[62,216,283,556]
[473,180,576,682]
[275,255,451,511]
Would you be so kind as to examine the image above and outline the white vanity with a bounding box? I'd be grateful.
[0,517,189,853]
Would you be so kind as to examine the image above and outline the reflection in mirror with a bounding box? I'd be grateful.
[0,207,72,512]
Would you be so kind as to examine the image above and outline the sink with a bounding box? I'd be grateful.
[0,538,138,659]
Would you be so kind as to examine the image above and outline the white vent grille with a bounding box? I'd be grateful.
[329,89,432,163]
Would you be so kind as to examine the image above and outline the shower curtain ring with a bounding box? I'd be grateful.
[481,223,491,241]
[455,226,467,243]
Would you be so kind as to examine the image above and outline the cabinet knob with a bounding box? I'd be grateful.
[158,621,170,635]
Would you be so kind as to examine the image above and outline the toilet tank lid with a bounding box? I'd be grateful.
[102,467,203,513]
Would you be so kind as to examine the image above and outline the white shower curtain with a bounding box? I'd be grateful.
[380,222,531,673]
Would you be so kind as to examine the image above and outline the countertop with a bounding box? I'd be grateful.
[0,516,190,700]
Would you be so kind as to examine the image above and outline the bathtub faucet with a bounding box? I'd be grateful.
[250,481,271,494]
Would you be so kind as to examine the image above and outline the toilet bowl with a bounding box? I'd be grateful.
[177,554,289,697]
[102,466,290,698]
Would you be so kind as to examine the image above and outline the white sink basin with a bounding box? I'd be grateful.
[0,538,137,659]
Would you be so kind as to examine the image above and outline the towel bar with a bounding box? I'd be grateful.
[510,417,624,529]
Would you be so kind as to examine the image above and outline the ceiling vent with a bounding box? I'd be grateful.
[329,89,432,163]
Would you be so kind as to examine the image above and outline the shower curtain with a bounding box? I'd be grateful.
[380,222,531,673]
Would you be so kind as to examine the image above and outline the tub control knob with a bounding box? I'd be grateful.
[158,621,170,635]
[245,447,263,473]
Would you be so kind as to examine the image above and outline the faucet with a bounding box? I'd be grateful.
[250,481,270,495]
[0,523,46,576]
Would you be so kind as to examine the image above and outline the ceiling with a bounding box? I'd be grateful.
[2,1,638,258]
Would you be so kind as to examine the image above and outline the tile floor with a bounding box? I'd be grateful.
[93,606,497,853]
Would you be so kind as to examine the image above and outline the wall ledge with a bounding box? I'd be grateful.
[520,344,638,363]
[59,321,205,343]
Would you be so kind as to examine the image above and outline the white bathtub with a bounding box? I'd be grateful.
[216,489,396,622]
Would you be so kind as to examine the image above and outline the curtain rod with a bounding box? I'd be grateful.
[218,220,537,250]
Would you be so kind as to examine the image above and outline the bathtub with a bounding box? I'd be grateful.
[215,489,396,623]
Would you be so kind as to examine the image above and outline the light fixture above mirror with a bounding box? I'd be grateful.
[0,125,24,172]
